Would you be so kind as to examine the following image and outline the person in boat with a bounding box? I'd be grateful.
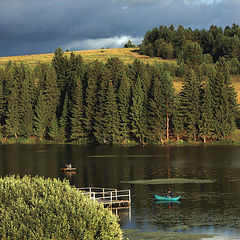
[166,190,173,198]
[66,163,72,169]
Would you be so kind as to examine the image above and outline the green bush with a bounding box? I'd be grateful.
[0,175,122,239]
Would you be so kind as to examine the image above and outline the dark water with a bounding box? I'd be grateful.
[0,144,240,238]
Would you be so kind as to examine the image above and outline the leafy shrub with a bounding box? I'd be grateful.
[0,175,122,239]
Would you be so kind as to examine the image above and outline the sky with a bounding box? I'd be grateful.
[0,0,239,57]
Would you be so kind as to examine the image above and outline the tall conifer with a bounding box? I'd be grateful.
[179,69,201,140]
[102,81,120,144]
[18,71,34,137]
[70,76,85,141]
[118,71,131,143]
[5,77,19,138]
[84,61,103,138]
[198,82,214,142]
[44,66,60,124]
[130,76,146,144]
[93,68,110,144]
[209,58,238,139]
[34,91,49,139]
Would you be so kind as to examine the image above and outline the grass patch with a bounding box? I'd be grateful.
[0,48,176,66]
[120,178,216,185]
[123,229,214,240]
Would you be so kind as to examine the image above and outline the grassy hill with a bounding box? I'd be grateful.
[0,48,175,66]
[0,47,240,103]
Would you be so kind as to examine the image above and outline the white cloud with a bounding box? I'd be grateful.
[64,36,142,51]
[184,0,222,5]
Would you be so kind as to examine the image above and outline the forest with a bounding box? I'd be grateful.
[0,25,239,145]
[140,24,240,68]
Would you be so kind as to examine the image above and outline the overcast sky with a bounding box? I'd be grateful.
[0,0,239,57]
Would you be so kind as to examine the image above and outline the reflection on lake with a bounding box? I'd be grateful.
[0,144,240,239]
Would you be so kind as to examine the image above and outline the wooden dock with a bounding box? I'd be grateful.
[77,187,131,209]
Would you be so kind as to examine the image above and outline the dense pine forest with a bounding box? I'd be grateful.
[140,24,240,66]
[0,25,239,145]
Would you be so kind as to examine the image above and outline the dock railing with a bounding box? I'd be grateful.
[77,187,131,208]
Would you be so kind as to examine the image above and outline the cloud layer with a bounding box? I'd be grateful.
[0,0,239,56]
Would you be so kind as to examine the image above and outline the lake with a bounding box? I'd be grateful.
[0,144,240,239]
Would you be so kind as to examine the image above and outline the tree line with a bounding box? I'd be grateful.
[0,47,238,144]
[140,24,240,75]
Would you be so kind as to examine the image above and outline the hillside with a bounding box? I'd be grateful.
[0,48,175,66]
[0,47,240,103]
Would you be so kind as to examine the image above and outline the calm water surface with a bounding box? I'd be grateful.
[0,144,240,239]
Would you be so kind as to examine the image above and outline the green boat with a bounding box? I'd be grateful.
[154,194,181,201]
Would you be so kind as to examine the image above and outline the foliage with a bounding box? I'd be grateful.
[0,175,122,239]
[140,23,240,64]
[0,47,238,144]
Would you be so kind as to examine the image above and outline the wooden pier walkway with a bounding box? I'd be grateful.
[77,187,131,209]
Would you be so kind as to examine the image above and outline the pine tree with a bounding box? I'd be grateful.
[84,61,104,139]
[209,58,238,139]
[198,82,214,142]
[93,68,110,144]
[52,47,68,92]
[130,76,147,144]
[148,67,165,143]
[18,71,34,137]
[106,57,125,90]
[34,91,49,139]
[48,114,60,142]
[102,81,120,144]
[70,76,85,141]
[0,68,5,125]
[118,71,131,143]
[58,93,69,142]
[172,96,184,140]
[159,68,174,141]
[48,93,69,143]
[179,69,201,140]
[44,66,60,124]
[5,76,20,138]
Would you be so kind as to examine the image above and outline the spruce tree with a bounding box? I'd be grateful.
[52,47,68,92]
[118,71,131,143]
[209,58,238,139]
[0,68,5,125]
[172,96,184,140]
[179,69,201,140]
[5,77,20,138]
[159,68,174,141]
[18,71,34,137]
[93,68,110,144]
[34,91,49,139]
[44,66,60,124]
[106,57,125,90]
[58,93,69,142]
[48,114,60,142]
[70,76,85,141]
[130,76,146,144]
[198,82,214,142]
[48,94,69,143]
[148,67,165,143]
[84,61,103,139]
[102,81,120,144]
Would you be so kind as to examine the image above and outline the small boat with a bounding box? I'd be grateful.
[60,167,77,172]
[154,194,181,201]
[155,200,181,204]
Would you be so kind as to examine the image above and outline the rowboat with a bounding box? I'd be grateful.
[154,194,181,201]
[155,200,181,204]
[60,167,77,172]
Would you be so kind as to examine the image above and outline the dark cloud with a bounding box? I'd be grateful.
[0,0,239,56]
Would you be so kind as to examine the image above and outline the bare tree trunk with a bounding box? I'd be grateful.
[166,111,169,141]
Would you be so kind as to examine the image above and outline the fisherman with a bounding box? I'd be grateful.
[66,163,72,169]
[166,190,173,198]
